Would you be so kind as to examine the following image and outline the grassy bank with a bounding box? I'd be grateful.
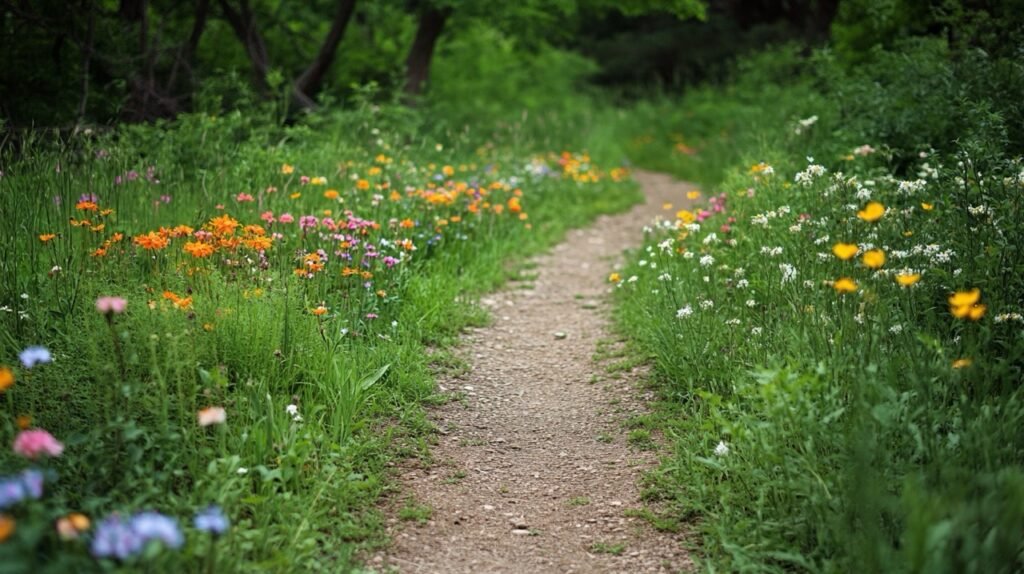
[0,105,640,572]
[612,40,1024,572]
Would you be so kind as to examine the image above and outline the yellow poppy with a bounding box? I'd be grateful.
[832,243,859,260]
[857,201,885,222]
[862,249,886,269]
[895,273,921,287]
[833,278,858,293]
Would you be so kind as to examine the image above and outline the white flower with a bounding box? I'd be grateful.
[286,404,303,422]
[703,233,719,245]
[699,255,715,267]
[889,324,904,335]
[682,251,695,260]
[714,441,730,457]
[737,279,750,289]
[751,327,762,336]
[676,305,694,319]
[779,263,798,284]
[725,318,741,325]
[237,467,249,475]
[700,299,714,310]
[746,299,756,307]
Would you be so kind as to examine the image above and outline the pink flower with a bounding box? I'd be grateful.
[13,429,64,459]
[299,176,310,185]
[720,224,731,233]
[260,211,276,224]
[95,296,128,315]
[235,193,255,202]
[197,407,227,427]
[299,215,318,230]
[278,213,294,224]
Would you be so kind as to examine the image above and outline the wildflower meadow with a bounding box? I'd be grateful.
[3,0,1023,572]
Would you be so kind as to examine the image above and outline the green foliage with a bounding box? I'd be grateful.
[613,28,1024,573]
[0,101,639,571]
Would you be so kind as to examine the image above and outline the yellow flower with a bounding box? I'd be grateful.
[608,273,621,283]
[948,288,985,320]
[862,249,886,269]
[662,202,673,210]
[0,366,13,392]
[281,164,294,174]
[676,210,696,224]
[368,166,382,176]
[442,165,455,177]
[832,243,859,261]
[921,202,934,211]
[952,358,972,369]
[290,192,301,199]
[857,201,885,222]
[39,233,57,242]
[56,513,91,540]
[16,415,31,429]
[687,190,702,200]
[895,273,921,287]
[833,277,858,293]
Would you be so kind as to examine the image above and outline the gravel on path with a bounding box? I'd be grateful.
[375,171,696,573]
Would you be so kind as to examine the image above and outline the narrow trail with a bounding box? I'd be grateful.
[376,172,695,573]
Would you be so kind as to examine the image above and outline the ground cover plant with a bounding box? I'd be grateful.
[612,21,1024,574]
[0,104,639,571]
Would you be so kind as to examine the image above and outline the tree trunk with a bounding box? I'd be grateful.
[218,0,272,95]
[292,0,358,107]
[403,5,450,102]
[164,0,210,99]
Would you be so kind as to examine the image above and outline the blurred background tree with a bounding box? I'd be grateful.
[0,0,1019,127]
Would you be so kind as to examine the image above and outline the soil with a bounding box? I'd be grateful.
[372,171,696,573]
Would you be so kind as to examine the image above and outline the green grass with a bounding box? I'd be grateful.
[0,103,641,572]
[612,42,1024,573]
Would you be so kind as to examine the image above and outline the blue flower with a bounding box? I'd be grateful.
[0,469,45,510]
[19,346,52,368]
[91,515,143,560]
[130,512,184,550]
[193,505,230,536]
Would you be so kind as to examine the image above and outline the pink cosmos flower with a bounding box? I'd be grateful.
[235,193,255,202]
[260,211,275,224]
[299,216,318,230]
[13,429,64,458]
[95,296,128,315]
[278,213,294,224]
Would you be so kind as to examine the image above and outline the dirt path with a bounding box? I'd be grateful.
[374,171,695,573]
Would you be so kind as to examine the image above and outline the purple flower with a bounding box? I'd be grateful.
[193,505,229,536]
[19,346,52,368]
[130,512,184,549]
[299,215,319,230]
[383,256,399,268]
[78,193,99,203]
[91,515,143,560]
[0,470,42,510]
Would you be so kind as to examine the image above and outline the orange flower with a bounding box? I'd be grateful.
[324,189,340,200]
[208,215,239,236]
[281,164,294,174]
[857,202,885,222]
[245,237,273,251]
[39,234,56,243]
[75,201,98,211]
[311,305,328,316]
[16,415,31,430]
[0,366,13,392]
[183,241,215,258]
[0,515,14,543]
[133,231,169,251]
[507,197,522,213]
[356,179,370,190]
[400,218,415,229]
